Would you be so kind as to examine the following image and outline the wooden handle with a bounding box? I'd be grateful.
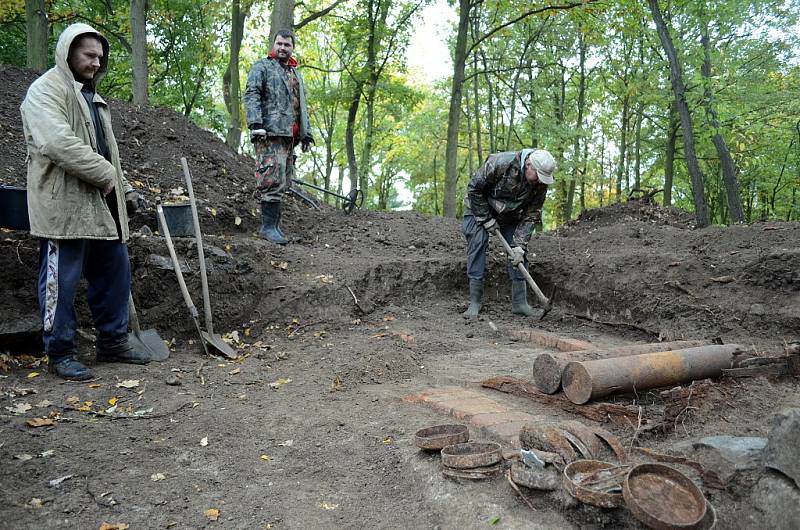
[157,204,199,318]
[491,227,550,307]
[128,293,142,333]
[181,157,215,335]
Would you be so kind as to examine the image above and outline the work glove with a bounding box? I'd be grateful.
[481,217,498,233]
[508,246,526,267]
[301,136,314,153]
[250,128,267,143]
[125,190,140,215]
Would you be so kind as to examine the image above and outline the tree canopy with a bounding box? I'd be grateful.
[2,0,798,224]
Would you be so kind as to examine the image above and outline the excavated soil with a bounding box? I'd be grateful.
[1,65,799,529]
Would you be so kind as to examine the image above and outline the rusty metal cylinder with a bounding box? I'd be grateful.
[533,340,709,394]
[562,344,742,405]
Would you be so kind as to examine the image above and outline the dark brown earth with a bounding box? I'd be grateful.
[1,64,799,529]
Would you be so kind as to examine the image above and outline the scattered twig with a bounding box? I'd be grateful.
[196,360,207,385]
[506,469,536,511]
[287,320,323,338]
[629,406,643,452]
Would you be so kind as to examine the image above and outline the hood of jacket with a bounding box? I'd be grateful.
[55,23,110,89]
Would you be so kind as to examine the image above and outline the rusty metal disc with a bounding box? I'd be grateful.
[441,461,504,481]
[441,442,502,469]
[623,463,707,530]
[563,459,629,509]
[414,424,469,450]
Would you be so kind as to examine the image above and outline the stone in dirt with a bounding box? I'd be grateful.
[671,435,766,484]
[751,471,800,530]
[764,408,800,489]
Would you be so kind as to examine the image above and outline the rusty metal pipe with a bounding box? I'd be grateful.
[562,344,742,404]
[533,340,710,394]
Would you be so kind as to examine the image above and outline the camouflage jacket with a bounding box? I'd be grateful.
[463,151,548,246]
[244,57,312,141]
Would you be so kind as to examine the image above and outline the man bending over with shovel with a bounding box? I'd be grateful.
[21,23,149,380]
[461,149,557,318]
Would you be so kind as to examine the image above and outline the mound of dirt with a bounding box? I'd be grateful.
[1,63,797,357]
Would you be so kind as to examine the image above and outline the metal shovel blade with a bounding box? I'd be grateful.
[129,328,171,361]
[201,330,237,359]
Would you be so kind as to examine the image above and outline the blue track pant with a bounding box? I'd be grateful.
[38,239,130,355]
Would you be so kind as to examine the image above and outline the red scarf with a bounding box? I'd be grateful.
[268,49,298,67]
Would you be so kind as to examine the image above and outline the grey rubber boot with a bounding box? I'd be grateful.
[462,279,484,319]
[511,280,537,316]
[259,202,288,245]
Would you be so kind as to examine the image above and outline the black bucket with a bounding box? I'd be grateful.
[0,185,30,231]
[157,203,193,237]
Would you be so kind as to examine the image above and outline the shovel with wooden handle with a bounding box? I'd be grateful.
[128,293,170,361]
[156,202,209,356]
[491,226,553,320]
[181,157,238,359]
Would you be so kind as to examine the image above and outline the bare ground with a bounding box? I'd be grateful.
[1,65,799,529]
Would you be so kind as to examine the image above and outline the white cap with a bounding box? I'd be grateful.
[527,149,556,184]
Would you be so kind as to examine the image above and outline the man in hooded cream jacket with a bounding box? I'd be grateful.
[21,23,150,380]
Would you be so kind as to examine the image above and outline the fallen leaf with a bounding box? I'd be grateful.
[490,516,502,525]
[710,275,736,283]
[268,378,292,389]
[48,474,73,488]
[88,383,102,389]
[260,454,271,461]
[116,380,140,389]
[320,502,338,510]
[210,208,217,217]
[382,437,393,444]
[99,523,129,530]
[26,417,55,428]
[204,508,220,521]
[315,274,334,284]
[108,397,118,406]
[29,498,43,509]
[228,368,240,375]
[77,401,94,412]
[14,454,33,461]
[200,436,208,447]
[383,315,396,321]
[133,407,153,416]
[278,439,293,447]
[150,473,166,482]
[65,395,80,406]
[27,372,40,379]
[234,216,242,226]
[40,450,54,458]
[35,400,53,408]
[6,402,32,414]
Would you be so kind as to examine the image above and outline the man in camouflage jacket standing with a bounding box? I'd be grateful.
[461,149,556,318]
[244,29,314,245]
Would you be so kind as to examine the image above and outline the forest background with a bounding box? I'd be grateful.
[2,0,799,227]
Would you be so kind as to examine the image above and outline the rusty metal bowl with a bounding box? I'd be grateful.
[510,462,560,491]
[623,463,707,530]
[414,424,469,450]
[441,441,502,469]
[563,459,629,508]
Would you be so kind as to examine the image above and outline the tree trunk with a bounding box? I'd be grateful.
[663,99,678,206]
[223,0,247,149]
[472,51,482,163]
[615,95,629,202]
[443,0,470,218]
[648,0,709,227]
[345,81,363,195]
[701,27,744,223]
[566,31,587,221]
[633,102,643,191]
[130,0,149,105]
[25,0,48,71]
[270,0,296,42]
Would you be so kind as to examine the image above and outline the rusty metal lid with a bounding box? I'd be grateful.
[441,441,502,469]
[563,459,629,509]
[623,463,707,530]
[414,424,469,450]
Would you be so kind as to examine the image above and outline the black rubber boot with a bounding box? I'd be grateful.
[511,280,537,317]
[274,201,290,242]
[49,353,93,381]
[96,336,151,365]
[462,279,484,319]
[259,202,288,245]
